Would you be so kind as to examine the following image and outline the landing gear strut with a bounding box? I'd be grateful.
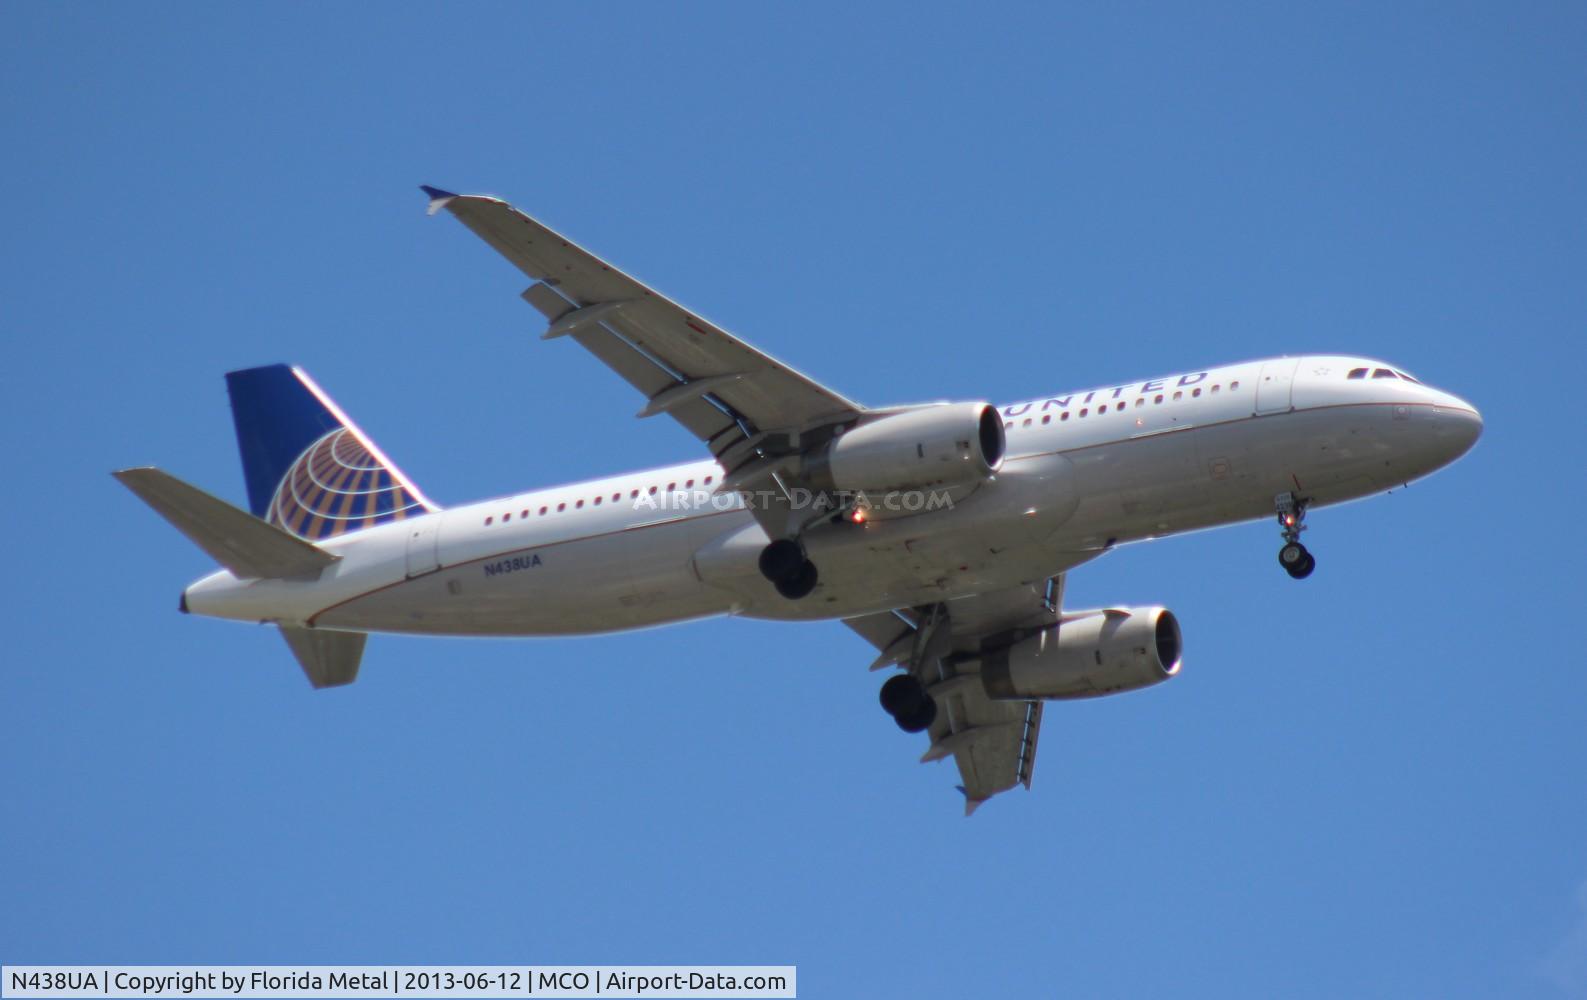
[759,538,819,599]
[1275,492,1316,579]
[879,673,937,733]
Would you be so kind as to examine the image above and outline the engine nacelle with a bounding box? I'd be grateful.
[980,606,1182,701]
[812,402,1005,495]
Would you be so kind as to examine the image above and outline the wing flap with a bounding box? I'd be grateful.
[927,678,1031,810]
[846,581,1063,814]
[566,321,740,443]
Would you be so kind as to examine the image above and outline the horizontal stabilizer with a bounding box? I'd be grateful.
[280,625,365,688]
[113,467,339,580]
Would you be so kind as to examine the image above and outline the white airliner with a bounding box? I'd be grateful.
[116,186,1482,813]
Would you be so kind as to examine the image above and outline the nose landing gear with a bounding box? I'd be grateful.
[1279,542,1314,578]
[879,673,938,733]
[1275,492,1315,579]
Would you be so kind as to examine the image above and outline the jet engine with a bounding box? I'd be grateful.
[808,402,1005,495]
[980,606,1181,701]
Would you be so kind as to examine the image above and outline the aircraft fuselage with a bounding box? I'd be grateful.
[183,355,1481,635]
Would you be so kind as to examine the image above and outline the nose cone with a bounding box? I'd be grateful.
[1430,396,1483,463]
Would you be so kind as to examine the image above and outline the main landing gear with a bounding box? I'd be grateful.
[879,673,937,733]
[1275,491,1316,579]
[758,538,819,599]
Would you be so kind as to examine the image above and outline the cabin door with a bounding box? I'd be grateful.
[1255,358,1299,415]
[404,514,441,578]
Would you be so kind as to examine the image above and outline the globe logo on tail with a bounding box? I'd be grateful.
[267,427,427,540]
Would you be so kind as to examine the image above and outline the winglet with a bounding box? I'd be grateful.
[420,185,458,216]
[957,786,989,818]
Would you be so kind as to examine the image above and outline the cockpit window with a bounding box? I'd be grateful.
[1372,368,1398,379]
[1395,370,1421,384]
[1347,368,1368,380]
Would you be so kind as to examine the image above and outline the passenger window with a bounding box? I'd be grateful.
[593,496,602,506]
[1154,395,1164,404]
[667,482,676,492]
[1022,418,1032,427]
[648,486,657,495]
[1173,391,1183,401]
[630,490,639,499]
[503,512,511,521]
[1230,381,1240,390]
[1192,388,1201,397]
[1060,411,1070,421]
[1041,414,1050,424]
[1135,398,1144,408]
[575,499,584,509]
[684,481,693,489]
[1079,408,1088,417]
[557,503,566,512]
[484,516,493,526]
[538,506,547,516]
[1347,368,1368,379]
[1211,385,1221,393]
[1373,368,1397,379]
[704,476,714,485]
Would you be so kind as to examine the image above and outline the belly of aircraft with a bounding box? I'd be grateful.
[314,406,1410,637]
[313,514,737,636]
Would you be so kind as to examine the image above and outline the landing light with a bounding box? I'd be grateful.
[850,508,867,524]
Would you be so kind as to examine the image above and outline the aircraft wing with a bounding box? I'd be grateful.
[845,578,1062,815]
[422,187,865,515]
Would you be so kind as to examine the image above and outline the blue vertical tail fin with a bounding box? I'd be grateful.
[225,365,436,541]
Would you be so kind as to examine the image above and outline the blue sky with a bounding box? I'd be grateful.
[4,4,1585,997]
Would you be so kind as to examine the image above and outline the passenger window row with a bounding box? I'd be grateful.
[1006,381,1241,430]
[484,476,715,526]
